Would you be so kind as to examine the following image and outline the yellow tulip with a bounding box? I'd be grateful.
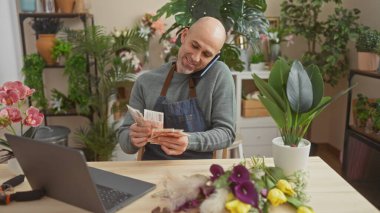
[225,199,252,213]
[267,188,287,206]
[227,192,235,201]
[276,179,296,196]
[297,206,315,213]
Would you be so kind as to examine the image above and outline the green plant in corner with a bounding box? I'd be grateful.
[253,58,354,146]
[371,99,380,133]
[280,0,361,86]
[22,53,47,109]
[356,27,380,54]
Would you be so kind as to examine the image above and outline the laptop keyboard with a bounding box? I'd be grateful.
[96,184,132,210]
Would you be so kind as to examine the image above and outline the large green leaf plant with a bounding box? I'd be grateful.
[153,0,269,71]
[253,58,353,146]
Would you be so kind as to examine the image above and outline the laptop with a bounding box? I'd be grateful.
[5,134,156,213]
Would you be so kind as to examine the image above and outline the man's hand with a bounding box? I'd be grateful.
[159,135,189,155]
[129,123,152,148]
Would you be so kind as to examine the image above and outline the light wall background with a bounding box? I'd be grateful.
[2,0,380,155]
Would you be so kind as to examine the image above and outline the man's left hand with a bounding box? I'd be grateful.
[159,136,188,155]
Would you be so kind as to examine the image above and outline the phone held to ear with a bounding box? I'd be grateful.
[191,53,220,79]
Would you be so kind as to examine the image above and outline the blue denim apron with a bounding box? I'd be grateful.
[142,64,212,160]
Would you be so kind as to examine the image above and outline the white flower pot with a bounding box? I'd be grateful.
[250,62,265,71]
[272,137,311,176]
[7,158,24,175]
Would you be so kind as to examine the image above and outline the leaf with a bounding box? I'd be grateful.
[287,60,313,113]
[306,64,324,109]
[268,58,290,100]
[258,95,286,128]
[287,196,303,208]
[253,74,286,112]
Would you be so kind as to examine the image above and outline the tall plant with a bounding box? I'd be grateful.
[280,0,361,86]
[153,0,269,71]
[66,26,145,161]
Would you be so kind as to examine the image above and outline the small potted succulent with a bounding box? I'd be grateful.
[356,27,380,71]
[250,53,265,71]
[31,18,63,65]
[52,39,72,64]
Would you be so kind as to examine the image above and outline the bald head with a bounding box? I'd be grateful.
[176,16,226,74]
[188,17,226,51]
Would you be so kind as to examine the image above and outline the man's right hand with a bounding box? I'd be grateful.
[129,123,152,148]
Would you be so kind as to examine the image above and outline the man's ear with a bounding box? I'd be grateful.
[180,28,189,44]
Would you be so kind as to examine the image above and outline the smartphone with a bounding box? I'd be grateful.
[191,53,220,79]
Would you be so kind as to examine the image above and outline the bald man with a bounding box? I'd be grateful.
[118,17,236,160]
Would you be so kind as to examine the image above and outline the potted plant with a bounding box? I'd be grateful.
[31,18,63,65]
[354,93,371,128]
[356,27,380,71]
[253,58,352,175]
[250,53,265,71]
[371,99,380,133]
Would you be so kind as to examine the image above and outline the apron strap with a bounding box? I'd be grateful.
[160,63,197,98]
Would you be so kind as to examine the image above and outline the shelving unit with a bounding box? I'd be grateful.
[18,12,94,124]
[343,69,380,209]
[232,71,279,157]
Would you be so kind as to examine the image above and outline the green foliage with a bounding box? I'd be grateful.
[355,93,370,128]
[356,27,380,53]
[251,53,265,63]
[49,89,76,113]
[64,53,90,115]
[31,18,63,34]
[253,58,353,146]
[280,0,361,86]
[66,25,141,161]
[219,43,245,71]
[22,53,47,109]
[371,99,380,132]
[153,0,269,71]
[111,28,148,54]
[52,39,72,60]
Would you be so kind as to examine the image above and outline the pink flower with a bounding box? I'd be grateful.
[23,107,44,127]
[151,20,165,35]
[2,81,35,100]
[5,107,22,123]
[0,89,19,106]
[0,108,11,128]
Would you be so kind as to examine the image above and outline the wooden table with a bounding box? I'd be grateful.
[0,157,378,213]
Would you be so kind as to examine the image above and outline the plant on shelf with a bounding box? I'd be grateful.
[354,93,370,128]
[251,53,265,64]
[52,38,72,64]
[30,18,64,65]
[280,0,361,86]
[370,99,380,133]
[253,58,353,174]
[0,81,44,163]
[153,0,269,71]
[356,27,380,71]
[49,89,76,114]
[22,53,47,109]
[65,26,146,161]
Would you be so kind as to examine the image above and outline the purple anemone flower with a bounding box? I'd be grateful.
[210,164,224,181]
[234,181,259,207]
[229,164,250,184]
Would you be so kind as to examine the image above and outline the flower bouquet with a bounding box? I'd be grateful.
[152,157,314,213]
[0,81,44,163]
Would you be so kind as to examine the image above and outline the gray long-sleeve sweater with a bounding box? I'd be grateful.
[118,61,236,155]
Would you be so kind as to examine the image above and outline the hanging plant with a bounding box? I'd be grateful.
[22,53,47,109]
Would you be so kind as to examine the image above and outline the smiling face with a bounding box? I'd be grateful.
[176,17,226,74]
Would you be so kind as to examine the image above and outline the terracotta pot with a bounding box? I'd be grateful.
[36,34,56,65]
[56,0,75,13]
[272,137,311,176]
[357,52,380,71]
[75,0,85,13]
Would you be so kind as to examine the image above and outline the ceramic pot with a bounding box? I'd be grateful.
[20,0,36,13]
[272,137,311,176]
[357,52,380,71]
[7,158,24,175]
[56,0,75,13]
[250,62,265,71]
[36,34,56,65]
[270,43,281,62]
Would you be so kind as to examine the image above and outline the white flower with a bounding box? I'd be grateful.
[122,30,127,37]
[131,56,141,69]
[50,98,62,112]
[113,30,121,38]
[269,32,280,43]
[139,26,151,40]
